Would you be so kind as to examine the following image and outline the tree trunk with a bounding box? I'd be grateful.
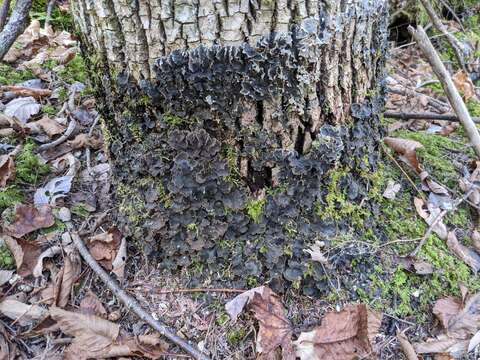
[73,0,389,294]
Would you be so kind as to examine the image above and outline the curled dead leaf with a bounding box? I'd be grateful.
[3,235,41,277]
[249,287,295,360]
[384,137,424,172]
[294,304,382,360]
[452,70,476,102]
[87,228,122,271]
[3,204,55,238]
[0,155,15,188]
[446,232,480,273]
[414,197,448,240]
[50,307,169,359]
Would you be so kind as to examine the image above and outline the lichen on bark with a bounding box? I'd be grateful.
[73,0,390,294]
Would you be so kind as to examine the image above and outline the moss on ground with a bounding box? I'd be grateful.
[15,142,50,185]
[0,186,24,212]
[245,198,266,223]
[393,129,474,188]
[0,245,14,269]
[0,64,34,85]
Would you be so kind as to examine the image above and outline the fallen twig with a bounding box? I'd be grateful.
[85,115,100,175]
[130,286,245,295]
[409,25,480,158]
[387,86,450,113]
[0,0,32,61]
[397,331,419,360]
[384,111,480,123]
[419,0,469,72]
[0,85,52,98]
[37,118,77,152]
[411,185,476,256]
[69,230,210,360]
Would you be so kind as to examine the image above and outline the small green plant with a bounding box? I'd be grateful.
[216,313,230,326]
[245,198,266,223]
[0,245,14,269]
[0,64,34,85]
[163,113,187,127]
[15,142,50,184]
[42,104,57,116]
[0,186,24,212]
[227,328,247,346]
[71,203,90,218]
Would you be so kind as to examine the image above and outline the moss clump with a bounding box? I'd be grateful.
[0,64,34,85]
[15,143,50,185]
[394,129,474,188]
[117,182,148,226]
[223,145,242,186]
[245,198,265,223]
[58,55,87,84]
[0,245,14,269]
[0,186,24,212]
[467,99,480,117]
[71,203,90,218]
[227,328,247,346]
[42,104,57,116]
[163,113,188,127]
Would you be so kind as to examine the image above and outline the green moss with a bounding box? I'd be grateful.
[467,99,480,117]
[0,245,14,269]
[223,145,242,186]
[117,182,148,226]
[216,312,230,326]
[163,113,189,127]
[245,198,266,223]
[15,142,50,185]
[40,219,66,234]
[227,328,247,346]
[393,129,474,188]
[71,203,90,218]
[0,186,24,212]
[0,64,34,85]
[127,122,143,142]
[58,55,87,84]
[42,104,57,116]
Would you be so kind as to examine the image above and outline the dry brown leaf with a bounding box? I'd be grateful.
[396,256,434,275]
[433,297,463,331]
[80,290,107,317]
[294,304,382,360]
[25,116,66,137]
[225,286,265,322]
[87,228,122,271]
[249,287,295,360]
[384,137,424,172]
[414,337,468,358]
[57,252,81,308]
[3,235,41,277]
[3,204,55,238]
[397,331,419,360]
[472,230,480,253]
[0,155,15,188]
[50,307,168,359]
[68,133,103,150]
[420,171,449,195]
[0,299,47,326]
[446,232,480,273]
[413,197,448,240]
[452,70,476,102]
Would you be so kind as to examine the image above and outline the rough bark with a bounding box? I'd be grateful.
[0,0,32,61]
[73,0,389,294]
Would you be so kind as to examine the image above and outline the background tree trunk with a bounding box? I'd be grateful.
[73,0,389,294]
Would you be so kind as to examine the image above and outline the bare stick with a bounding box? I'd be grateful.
[411,186,476,256]
[419,0,468,71]
[131,285,245,295]
[37,118,77,152]
[408,25,480,158]
[397,331,419,360]
[384,111,480,123]
[0,0,32,61]
[44,0,57,29]
[69,231,210,360]
[0,0,10,32]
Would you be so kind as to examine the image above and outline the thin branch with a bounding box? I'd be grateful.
[130,286,245,295]
[44,0,57,29]
[69,231,210,360]
[411,185,476,256]
[419,0,469,72]
[408,25,480,158]
[0,0,10,32]
[37,118,77,152]
[0,0,32,61]
[384,111,480,123]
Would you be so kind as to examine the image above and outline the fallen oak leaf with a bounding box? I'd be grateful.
[80,289,107,317]
[446,232,480,273]
[3,204,55,238]
[384,137,424,172]
[0,299,47,326]
[4,96,41,124]
[414,197,448,240]
[25,116,66,137]
[294,304,382,360]
[87,228,122,271]
[68,133,103,150]
[3,235,41,277]
[50,307,169,359]
[249,287,295,360]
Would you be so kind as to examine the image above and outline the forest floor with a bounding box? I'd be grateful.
[0,2,480,360]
